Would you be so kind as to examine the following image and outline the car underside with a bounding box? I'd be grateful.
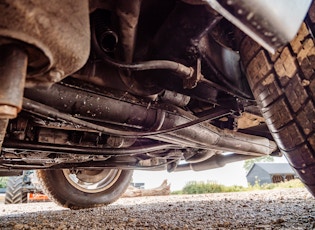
[0,0,314,209]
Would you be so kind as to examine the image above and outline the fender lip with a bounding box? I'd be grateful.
[204,0,312,53]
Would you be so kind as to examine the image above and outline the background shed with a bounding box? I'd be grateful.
[246,163,296,186]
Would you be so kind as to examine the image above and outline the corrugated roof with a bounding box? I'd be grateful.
[253,163,295,175]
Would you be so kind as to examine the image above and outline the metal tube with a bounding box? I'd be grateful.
[100,57,194,79]
[175,153,257,172]
[92,10,118,53]
[2,140,178,156]
[0,45,28,118]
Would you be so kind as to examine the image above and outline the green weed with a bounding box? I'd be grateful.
[171,179,304,195]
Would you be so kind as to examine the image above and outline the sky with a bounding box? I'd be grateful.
[132,156,289,191]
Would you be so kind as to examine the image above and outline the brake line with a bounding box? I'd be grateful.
[2,140,178,156]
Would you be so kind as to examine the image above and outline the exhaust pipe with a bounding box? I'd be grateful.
[175,153,255,172]
[23,83,277,156]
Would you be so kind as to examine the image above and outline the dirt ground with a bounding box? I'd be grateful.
[1,188,315,229]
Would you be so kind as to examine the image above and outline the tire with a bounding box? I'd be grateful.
[240,17,315,195]
[36,169,133,209]
[5,176,28,204]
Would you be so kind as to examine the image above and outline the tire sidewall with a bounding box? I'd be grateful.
[43,169,133,207]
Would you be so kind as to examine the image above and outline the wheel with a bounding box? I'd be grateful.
[36,169,133,209]
[240,12,315,195]
[5,176,28,204]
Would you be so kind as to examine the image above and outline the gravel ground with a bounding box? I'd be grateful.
[1,188,315,229]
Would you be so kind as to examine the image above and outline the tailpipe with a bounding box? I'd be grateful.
[175,153,256,172]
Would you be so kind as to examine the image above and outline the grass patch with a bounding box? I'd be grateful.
[0,177,7,188]
[171,179,304,195]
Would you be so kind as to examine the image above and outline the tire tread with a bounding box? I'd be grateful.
[4,176,27,204]
[240,18,315,195]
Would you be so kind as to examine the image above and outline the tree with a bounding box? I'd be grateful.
[243,156,274,173]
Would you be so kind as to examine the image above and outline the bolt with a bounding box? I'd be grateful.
[49,69,64,82]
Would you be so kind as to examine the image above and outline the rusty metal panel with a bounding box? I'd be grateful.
[0,0,90,86]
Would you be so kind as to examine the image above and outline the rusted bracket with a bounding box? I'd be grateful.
[183,58,202,89]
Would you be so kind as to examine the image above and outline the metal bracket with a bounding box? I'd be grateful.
[183,58,202,89]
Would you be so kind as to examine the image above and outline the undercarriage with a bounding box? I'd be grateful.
[0,0,314,209]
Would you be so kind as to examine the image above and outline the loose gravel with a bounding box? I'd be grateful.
[1,188,315,229]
